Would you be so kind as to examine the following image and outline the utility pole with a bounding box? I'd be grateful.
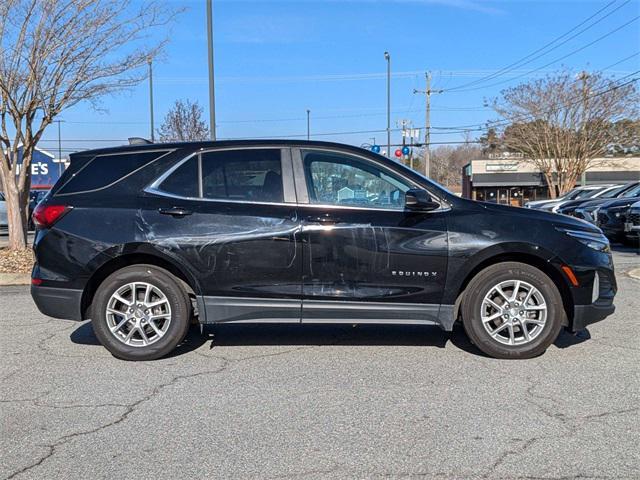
[206,0,217,140]
[306,109,311,140]
[148,58,155,142]
[414,71,443,178]
[384,51,391,157]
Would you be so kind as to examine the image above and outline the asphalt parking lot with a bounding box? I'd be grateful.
[1,248,639,480]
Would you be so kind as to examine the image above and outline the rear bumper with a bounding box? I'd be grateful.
[31,285,83,321]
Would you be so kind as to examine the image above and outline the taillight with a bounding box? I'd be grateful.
[32,204,71,229]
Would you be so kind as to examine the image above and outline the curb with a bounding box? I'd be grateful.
[629,268,640,281]
[0,273,31,286]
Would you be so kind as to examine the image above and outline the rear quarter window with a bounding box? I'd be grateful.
[57,150,169,195]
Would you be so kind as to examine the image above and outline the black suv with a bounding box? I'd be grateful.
[31,140,616,360]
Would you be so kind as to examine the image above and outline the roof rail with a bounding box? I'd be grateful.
[128,137,153,145]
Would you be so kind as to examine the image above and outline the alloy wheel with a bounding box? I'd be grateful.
[480,280,547,346]
[105,282,172,347]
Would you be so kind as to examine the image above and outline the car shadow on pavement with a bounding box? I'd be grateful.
[69,322,592,359]
[200,323,451,348]
[69,321,210,357]
[553,328,591,348]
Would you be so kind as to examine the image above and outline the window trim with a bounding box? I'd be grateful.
[292,147,449,212]
[55,149,175,197]
[145,146,295,205]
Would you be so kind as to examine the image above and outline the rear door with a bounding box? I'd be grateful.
[143,147,303,323]
[293,148,448,325]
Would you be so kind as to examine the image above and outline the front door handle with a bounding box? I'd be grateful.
[306,215,341,226]
[159,207,193,218]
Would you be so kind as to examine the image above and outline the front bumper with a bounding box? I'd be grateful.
[31,285,83,321]
[569,265,617,332]
[573,303,615,331]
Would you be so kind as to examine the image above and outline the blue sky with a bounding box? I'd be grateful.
[39,0,640,156]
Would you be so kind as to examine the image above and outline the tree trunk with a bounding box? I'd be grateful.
[4,183,27,250]
[542,171,557,199]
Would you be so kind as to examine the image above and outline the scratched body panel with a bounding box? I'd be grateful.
[136,197,302,299]
[297,206,448,304]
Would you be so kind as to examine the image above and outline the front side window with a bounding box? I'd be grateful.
[302,150,410,209]
[156,149,283,203]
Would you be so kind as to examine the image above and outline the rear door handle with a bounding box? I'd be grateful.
[306,215,341,226]
[159,207,193,218]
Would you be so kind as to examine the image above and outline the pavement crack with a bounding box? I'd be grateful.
[4,359,230,480]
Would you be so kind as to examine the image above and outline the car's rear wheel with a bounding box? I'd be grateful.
[461,262,565,359]
[90,265,191,361]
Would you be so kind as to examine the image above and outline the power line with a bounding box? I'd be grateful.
[482,71,640,131]
[447,15,640,93]
[445,0,629,92]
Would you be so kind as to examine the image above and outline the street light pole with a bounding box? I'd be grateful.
[306,109,310,140]
[384,51,391,158]
[148,58,154,142]
[206,0,217,141]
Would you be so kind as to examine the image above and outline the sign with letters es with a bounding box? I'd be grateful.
[12,146,67,189]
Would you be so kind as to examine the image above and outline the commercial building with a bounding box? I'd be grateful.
[462,154,640,206]
[0,146,68,192]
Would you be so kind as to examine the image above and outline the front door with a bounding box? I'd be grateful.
[294,148,448,324]
[142,147,302,323]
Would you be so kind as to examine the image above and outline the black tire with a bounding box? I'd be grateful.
[90,265,191,361]
[461,262,565,359]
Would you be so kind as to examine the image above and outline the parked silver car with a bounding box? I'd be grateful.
[0,192,7,234]
[525,185,616,212]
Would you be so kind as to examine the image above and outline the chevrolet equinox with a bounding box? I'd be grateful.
[31,140,616,360]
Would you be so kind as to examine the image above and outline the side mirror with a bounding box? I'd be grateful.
[405,188,440,212]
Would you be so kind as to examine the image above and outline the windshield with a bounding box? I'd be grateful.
[567,188,598,200]
[582,188,605,199]
[599,185,627,199]
[622,184,640,198]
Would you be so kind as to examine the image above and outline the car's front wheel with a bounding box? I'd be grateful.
[90,265,191,361]
[461,262,565,359]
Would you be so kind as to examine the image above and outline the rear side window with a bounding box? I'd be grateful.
[58,151,167,195]
[201,149,282,202]
[158,157,198,198]
[156,149,283,203]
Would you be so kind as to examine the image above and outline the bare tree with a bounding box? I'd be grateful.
[0,0,179,250]
[428,133,482,187]
[157,99,210,142]
[490,71,639,198]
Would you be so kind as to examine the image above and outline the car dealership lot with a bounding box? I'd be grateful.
[1,248,639,480]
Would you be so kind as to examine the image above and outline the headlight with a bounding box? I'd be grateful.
[556,227,610,252]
